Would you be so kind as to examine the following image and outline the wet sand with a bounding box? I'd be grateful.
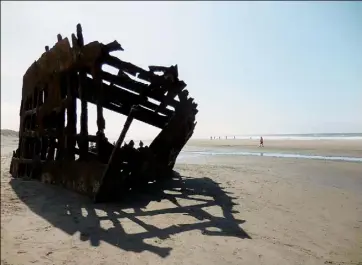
[1,136,362,265]
[187,139,362,158]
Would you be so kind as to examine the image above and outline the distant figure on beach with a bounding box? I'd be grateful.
[259,136,264,147]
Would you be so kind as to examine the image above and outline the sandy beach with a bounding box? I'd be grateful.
[1,135,362,265]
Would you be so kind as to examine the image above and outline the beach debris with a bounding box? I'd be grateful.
[9,24,198,203]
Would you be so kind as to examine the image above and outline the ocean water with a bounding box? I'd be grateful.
[109,133,362,145]
[177,133,362,163]
[235,133,362,140]
[208,133,362,141]
[176,150,362,163]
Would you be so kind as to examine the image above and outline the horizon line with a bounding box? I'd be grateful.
[1,128,361,138]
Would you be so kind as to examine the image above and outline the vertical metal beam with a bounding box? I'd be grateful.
[92,64,106,157]
[76,24,89,159]
[66,73,77,160]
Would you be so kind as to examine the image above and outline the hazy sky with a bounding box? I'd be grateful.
[1,1,361,140]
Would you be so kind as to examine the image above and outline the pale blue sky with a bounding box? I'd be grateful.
[1,1,361,140]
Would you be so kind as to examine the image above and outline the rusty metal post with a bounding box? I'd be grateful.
[65,73,77,160]
[92,64,106,157]
[76,24,89,159]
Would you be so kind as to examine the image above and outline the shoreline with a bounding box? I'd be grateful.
[2,136,361,159]
[2,136,361,160]
[186,139,362,158]
[178,151,362,163]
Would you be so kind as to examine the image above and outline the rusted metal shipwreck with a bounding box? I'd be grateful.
[9,24,198,203]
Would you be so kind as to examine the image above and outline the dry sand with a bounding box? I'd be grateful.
[1,136,362,265]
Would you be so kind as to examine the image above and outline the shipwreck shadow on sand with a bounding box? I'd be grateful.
[10,171,251,258]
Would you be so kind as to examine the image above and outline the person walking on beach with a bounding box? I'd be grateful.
[259,136,264,147]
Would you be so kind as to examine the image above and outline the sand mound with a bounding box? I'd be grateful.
[1,129,18,138]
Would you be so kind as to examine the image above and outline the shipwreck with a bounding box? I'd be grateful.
[9,24,198,203]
